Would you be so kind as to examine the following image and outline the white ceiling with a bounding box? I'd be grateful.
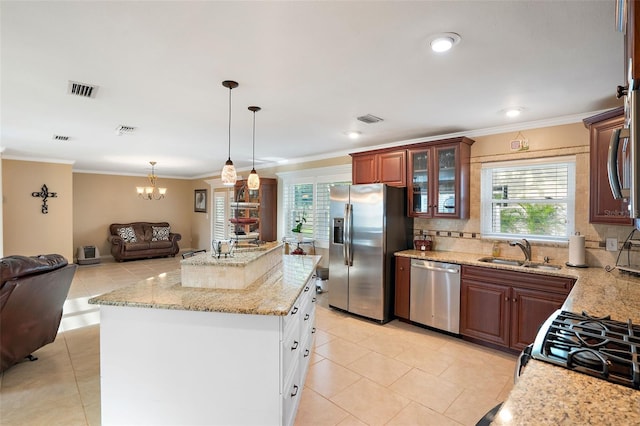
[0,1,625,179]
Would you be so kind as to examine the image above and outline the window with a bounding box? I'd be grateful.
[481,157,575,242]
[278,165,351,248]
[212,188,233,240]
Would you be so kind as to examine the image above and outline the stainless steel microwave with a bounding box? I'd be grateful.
[608,88,639,220]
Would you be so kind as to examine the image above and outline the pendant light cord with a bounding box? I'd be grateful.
[252,110,256,169]
[227,85,232,161]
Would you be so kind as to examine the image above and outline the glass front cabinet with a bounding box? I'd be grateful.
[407,137,474,219]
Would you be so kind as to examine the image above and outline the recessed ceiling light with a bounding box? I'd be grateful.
[505,108,523,118]
[346,131,361,140]
[429,32,461,53]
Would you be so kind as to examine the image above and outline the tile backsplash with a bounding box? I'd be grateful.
[407,141,639,270]
[412,218,637,269]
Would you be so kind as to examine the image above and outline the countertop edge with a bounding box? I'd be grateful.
[88,254,322,316]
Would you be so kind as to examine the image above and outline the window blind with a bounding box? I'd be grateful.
[213,189,232,240]
[481,158,575,241]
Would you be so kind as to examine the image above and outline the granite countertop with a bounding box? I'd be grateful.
[395,250,640,424]
[181,241,282,267]
[89,254,321,316]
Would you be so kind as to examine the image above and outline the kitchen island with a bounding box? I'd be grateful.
[395,250,640,425]
[89,251,321,426]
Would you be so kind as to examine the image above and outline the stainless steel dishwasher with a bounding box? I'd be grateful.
[409,259,461,334]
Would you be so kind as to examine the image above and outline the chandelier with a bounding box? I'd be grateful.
[136,161,167,200]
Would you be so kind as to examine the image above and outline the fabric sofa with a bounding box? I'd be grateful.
[108,222,181,261]
[0,254,77,373]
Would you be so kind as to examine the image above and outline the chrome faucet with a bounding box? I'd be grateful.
[509,239,532,261]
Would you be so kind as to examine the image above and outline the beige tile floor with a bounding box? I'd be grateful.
[0,256,516,426]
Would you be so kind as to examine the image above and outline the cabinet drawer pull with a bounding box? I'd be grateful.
[304,313,310,321]
[312,297,316,303]
[513,298,517,302]
[304,349,310,357]
[291,341,299,351]
[504,297,509,301]
[291,306,298,315]
[291,385,299,397]
[304,286,310,292]
[312,327,316,334]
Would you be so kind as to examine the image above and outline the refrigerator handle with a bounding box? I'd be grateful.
[343,204,349,265]
[344,203,353,266]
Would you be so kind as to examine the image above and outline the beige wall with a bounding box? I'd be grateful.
[3,159,74,259]
[414,122,634,267]
[73,173,193,258]
[4,120,631,268]
[189,178,213,251]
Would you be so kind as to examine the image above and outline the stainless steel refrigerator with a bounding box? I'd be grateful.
[328,183,412,323]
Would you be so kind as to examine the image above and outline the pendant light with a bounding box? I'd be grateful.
[220,80,238,186]
[247,106,261,190]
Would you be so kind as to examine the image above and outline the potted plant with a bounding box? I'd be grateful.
[291,210,307,242]
[290,210,308,255]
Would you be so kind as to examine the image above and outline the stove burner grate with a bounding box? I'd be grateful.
[532,310,640,390]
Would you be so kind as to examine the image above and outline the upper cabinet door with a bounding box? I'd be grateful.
[408,148,430,215]
[435,145,458,216]
[351,149,406,187]
[407,138,473,219]
[377,150,406,187]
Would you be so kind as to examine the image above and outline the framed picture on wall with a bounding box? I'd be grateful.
[194,189,207,213]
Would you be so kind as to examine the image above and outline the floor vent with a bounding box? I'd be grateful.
[357,114,384,124]
[53,135,70,141]
[67,80,98,98]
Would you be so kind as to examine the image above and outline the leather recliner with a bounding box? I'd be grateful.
[0,254,77,373]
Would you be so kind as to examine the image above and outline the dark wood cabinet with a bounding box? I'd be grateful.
[407,137,473,219]
[583,107,632,225]
[460,277,510,347]
[460,265,574,352]
[233,178,277,242]
[394,256,411,320]
[510,287,567,351]
[351,149,406,187]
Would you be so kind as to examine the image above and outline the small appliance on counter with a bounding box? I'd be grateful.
[413,231,432,251]
[530,309,640,389]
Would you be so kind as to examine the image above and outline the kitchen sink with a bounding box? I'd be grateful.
[524,263,563,271]
[477,257,524,266]
[477,257,562,270]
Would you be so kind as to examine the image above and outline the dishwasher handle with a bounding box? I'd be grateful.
[411,262,460,274]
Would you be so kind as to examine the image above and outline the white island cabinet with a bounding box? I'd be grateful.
[90,252,320,426]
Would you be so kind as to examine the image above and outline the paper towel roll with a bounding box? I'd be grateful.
[568,234,586,266]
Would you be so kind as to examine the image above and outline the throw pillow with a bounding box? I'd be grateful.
[152,226,170,241]
[117,226,137,243]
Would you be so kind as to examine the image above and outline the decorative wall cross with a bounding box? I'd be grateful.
[31,184,57,214]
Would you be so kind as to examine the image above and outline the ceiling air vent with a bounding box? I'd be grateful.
[357,114,384,124]
[67,80,98,98]
[115,125,136,136]
[53,135,70,141]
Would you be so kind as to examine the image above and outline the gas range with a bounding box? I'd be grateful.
[531,310,640,390]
